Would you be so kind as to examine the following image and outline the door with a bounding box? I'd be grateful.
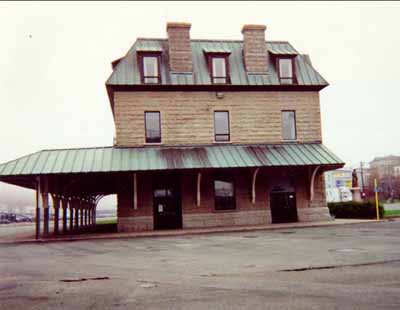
[270,192,298,223]
[153,174,182,230]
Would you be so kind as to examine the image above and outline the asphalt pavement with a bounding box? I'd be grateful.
[0,220,399,309]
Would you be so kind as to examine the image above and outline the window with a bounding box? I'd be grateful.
[214,180,236,210]
[278,58,294,84]
[282,110,296,141]
[214,111,230,142]
[141,55,160,84]
[211,57,228,84]
[145,111,161,143]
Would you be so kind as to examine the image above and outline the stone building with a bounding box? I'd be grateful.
[0,22,344,237]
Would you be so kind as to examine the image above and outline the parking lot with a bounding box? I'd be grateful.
[1,220,400,309]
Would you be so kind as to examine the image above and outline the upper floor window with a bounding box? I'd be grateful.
[214,179,236,210]
[282,110,296,141]
[214,111,230,142]
[145,111,161,143]
[211,56,229,84]
[278,58,294,85]
[139,53,161,84]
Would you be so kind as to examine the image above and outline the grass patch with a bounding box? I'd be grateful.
[96,218,117,225]
[384,209,400,218]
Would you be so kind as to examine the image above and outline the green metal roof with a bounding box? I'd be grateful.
[0,143,344,177]
[202,46,232,54]
[266,41,298,55]
[106,39,328,87]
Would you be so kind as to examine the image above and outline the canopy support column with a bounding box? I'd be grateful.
[252,168,260,205]
[35,177,41,240]
[53,196,60,235]
[40,178,49,238]
[61,198,68,234]
[88,205,92,227]
[69,200,74,232]
[80,201,84,228]
[310,166,321,201]
[74,200,79,231]
[196,172,202,207]
[133,173,138,210]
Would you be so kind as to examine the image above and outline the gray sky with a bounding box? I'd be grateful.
[1,1,399,209]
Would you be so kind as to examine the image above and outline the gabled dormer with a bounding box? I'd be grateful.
[137,51,162,84]
[203,47,231,84]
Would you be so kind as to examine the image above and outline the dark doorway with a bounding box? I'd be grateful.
[153,174,182,230]
[270,192,298,224]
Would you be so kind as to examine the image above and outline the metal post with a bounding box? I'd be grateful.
[62,199,68,234]
[374,178,380,221]
[89,206,92,227]
[69,203,74,232]
[360,161,365,193]
[74,202,79,231]
[42,192,49,238]
[53,197,60,235]
[35,180,41,240]
[85,207,88,227]
[80,203,84,228]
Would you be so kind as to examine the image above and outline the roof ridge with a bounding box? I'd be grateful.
[136,37,290,44]
[41,146,114,152]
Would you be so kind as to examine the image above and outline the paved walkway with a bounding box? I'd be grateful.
[0,218,382,244]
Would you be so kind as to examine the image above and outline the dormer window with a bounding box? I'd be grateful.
[278,58,295,84]
[211,56,228,84]
[138,53,161,84]
[203,50,231,84]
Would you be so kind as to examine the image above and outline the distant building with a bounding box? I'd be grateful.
[369,155,400,198]
[325,169,353,202]
[370,155,400,178]
[393,165,400,177]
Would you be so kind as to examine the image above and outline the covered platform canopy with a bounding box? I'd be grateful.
[0,143,344,239]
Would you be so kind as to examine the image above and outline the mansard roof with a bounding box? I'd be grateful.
[106,38,328,88]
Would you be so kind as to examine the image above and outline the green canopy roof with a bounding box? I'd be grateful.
[0,143,344,177]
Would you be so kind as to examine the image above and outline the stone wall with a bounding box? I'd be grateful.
[166,22,193,73]
[183,210,271,228]
[297,172,331,222]
[113,91,322,147]
[242,24,268,73]
[116,168,331,232]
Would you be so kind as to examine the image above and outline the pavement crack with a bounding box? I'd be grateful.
[60,276,109,282]
[279,259,400,272]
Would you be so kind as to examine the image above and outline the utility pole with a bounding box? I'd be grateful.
[360,161,365,193]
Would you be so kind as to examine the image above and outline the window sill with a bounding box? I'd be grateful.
[213,209,237,213]
[144,142,163,146]
[213,140,231,144]
[281,139,299,143]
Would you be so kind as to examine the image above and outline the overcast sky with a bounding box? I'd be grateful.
[1,1,399,209]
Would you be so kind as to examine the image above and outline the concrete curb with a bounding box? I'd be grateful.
[0,218,389,245]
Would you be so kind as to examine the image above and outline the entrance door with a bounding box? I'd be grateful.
[153,174,182,230]
[270,192,298,223]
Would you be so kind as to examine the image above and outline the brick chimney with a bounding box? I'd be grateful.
[167,22,193,73]
[242,24,268,73]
